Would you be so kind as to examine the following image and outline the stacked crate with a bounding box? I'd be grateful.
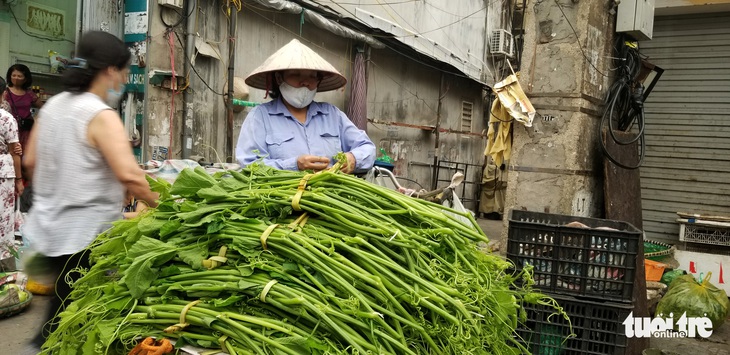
[507,210,642,355]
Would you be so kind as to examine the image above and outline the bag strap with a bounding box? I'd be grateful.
[5,89,21,119]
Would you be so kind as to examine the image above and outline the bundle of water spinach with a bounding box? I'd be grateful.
[44,163,563,355]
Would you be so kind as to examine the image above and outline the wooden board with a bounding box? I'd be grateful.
[603,130,644,230]
[602,130,648,355]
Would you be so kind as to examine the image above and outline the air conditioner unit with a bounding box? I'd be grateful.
[490,29,513,58]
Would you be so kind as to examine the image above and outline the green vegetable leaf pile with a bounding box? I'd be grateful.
[43,165,561,354]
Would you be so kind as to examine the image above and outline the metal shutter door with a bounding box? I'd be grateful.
[639,12,730,243]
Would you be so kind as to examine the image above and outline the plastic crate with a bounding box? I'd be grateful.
[516,294,632,355]
[507,210,641,303]
[678,220,730,246]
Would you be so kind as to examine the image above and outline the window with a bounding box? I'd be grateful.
[461,101,473,132]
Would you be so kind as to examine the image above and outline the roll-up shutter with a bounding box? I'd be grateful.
[638,12,730,242]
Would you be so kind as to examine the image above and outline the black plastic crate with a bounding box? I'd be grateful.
[516,294,632,355]
[507,210,641,303]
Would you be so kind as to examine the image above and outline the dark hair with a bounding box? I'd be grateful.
[0,76,6,93]
[62,31,131,93]
[6,64,33,90]
[268,73,282,99]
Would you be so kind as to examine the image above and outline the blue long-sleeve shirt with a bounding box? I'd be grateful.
[235,98,375,171]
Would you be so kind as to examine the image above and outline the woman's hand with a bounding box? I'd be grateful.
[341,152,356,174]
[15,179,24,196]
[13,144,22,156]
[297,155,330,172]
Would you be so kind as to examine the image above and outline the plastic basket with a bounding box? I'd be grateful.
[0,292,33,319]
[516,294,632,355]
[507,210,641,303]
[643,240,675,262]
[644,260,666,282]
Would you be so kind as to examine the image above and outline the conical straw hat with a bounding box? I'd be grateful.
[245,39,347,92]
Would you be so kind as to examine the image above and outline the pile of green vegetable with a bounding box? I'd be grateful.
[43,162,562,354]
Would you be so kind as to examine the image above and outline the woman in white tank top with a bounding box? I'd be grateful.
[22,31,159,351]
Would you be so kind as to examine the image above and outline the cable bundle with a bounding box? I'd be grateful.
[599,35,646,169]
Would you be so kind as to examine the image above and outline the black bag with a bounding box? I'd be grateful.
[18,116,34,131]
[6,89,35,131]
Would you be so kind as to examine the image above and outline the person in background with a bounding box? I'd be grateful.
[236,39,375,174]
[3,64,42,155]
[0,77,23,266]
[22,31,158,351]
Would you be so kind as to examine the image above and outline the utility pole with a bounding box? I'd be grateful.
[431,73,445,190]
[225,0,237,162]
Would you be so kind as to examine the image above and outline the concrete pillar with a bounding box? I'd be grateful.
[502,0,614,234]
[503,3,650,354]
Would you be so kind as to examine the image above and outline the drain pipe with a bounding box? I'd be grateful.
[181,0,196,159]
[225,1,237,163]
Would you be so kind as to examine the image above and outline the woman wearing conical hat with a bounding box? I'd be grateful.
[235,39,375,173]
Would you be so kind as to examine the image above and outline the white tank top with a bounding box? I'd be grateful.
[24,92,125,257]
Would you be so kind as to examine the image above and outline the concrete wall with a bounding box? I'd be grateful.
[144,4,186,159]
[503,0,615,238]
[366,46,487,201]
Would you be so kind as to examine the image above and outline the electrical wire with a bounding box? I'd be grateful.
[553,0,609,78]
[7,6,74,43]
[173,31,226,96]
[160,2,197,28]
[598,34,646,170]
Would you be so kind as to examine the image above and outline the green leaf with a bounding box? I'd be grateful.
[237,280,259,290]
[147,175,172,200]
[199,316,218,327]
[127,237,173,260]
[96,319,121,347]
[122,237,178,298]
[170,167,216,198]
[198,184,234,203]
[219,177,247,192]
[177,247,207,269]
[196,340,215,349]
[160,219,182,238]
[212,295,244,307]
[179,200,198,212]
[177,203,240,224]
[282,262,300,274]
[160,264,182,277]
[237,265,254,277]
[206,219,226,234]
[137,215,168,235]
[81,328,100,355]
[122,257,159,298]
[156,201,178,212]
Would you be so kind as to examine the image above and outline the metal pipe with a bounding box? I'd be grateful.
[226,1,237,162]
[431,72,445,190]
[182,0,196,159]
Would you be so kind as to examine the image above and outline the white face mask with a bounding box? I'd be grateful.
[105,68,126,107]
[106,86,124,107]
[279,82,316,108]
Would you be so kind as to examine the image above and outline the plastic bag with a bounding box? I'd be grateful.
[14,197,23,232]
[48,50,69,73]
[660,269,686,286]
[656,272,730,330]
